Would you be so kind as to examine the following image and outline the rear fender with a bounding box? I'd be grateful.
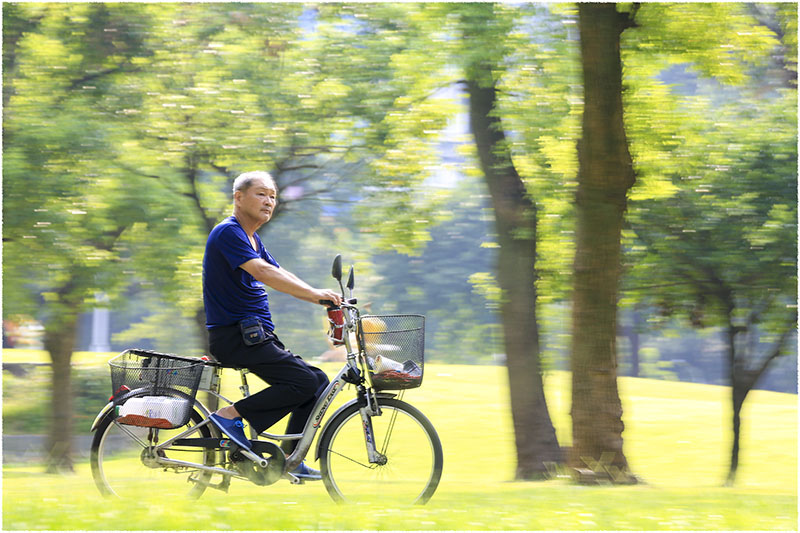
[90,402,115,432]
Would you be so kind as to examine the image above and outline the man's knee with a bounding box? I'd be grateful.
[313,367,329,387]
[292,366,324,400]
[296,366,329,403]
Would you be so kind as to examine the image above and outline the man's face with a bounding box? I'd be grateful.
[235,177,277,226]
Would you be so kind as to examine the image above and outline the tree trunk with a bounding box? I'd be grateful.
[195,306,210,355]
[726,380,747,486]
[722,320,740,486]
[569,3,637,484]
[43,311,79,473]
[627,309,642,377]
[194,307,219,411]
[467,79,562,479]
[723,311,796,486]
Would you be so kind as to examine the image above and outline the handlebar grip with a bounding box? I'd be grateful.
[319,298,357,308]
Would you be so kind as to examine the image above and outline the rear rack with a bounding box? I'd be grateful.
[126,348,222,367]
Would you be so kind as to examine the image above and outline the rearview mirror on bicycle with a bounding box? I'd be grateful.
[331,254,342,282]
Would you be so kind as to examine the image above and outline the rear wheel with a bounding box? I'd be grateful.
[319,398,442,504]
[90,402,221,499]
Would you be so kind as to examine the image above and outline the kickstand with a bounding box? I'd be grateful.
[193,474,231,493]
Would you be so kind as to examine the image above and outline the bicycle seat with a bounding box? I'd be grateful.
[204,355,247,372]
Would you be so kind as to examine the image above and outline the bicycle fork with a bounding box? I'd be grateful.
[359,389,389,465]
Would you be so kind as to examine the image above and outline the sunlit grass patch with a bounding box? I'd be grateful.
[3,468,796,530]
[3,364,796,530]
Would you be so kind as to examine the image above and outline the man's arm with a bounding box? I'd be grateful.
[240,258,342,306]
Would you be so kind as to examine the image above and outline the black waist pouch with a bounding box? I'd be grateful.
[239,317,267,346]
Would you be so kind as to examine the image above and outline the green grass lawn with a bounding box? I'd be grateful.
[3,360,797,530]
[1,349,112,365]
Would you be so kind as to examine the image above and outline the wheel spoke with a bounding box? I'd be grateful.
[111,419,151,449]
[327,448,376,470]
[379,406,401,457]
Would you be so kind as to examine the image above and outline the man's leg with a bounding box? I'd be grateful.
[233,343,322,435]
[209,326,321,434]
[282,365,330,455]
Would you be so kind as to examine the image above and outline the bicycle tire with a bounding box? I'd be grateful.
[318,397,443,505]
[90,399,221,499]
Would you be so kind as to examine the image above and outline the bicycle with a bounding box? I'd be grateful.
[89,255,443,504]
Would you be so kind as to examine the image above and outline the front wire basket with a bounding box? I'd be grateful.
[108,349,204,428]
[358,315,425,390]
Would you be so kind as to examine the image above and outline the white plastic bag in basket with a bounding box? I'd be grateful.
[118,396,189,428]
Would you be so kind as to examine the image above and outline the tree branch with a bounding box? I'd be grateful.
[182,154,217,234]
[89,224,128,252]
[68,64,141,91]
[208,161,235,180]
[742,309,798,390]
[275,162,322,173]
[620,3,641,31]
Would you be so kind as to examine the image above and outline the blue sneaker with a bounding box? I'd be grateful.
[291,461,322,481]
[209,414,252,451]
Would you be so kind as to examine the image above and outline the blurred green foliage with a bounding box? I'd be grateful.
[2,3,796,439]
[3,365,108,434]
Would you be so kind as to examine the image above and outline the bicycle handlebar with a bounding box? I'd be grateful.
[319,298,357,308]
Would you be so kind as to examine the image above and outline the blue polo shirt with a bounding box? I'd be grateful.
[203,216,279,330]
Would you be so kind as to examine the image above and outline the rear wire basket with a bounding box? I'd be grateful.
[108,349,204,428]
[359,315,425,390]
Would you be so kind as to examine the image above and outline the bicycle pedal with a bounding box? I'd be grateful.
[284,472,304,485]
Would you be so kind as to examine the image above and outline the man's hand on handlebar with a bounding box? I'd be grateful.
[315,290,342,307]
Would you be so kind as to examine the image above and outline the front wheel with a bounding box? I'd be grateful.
[90,402,221,499]
[318,397,443,504]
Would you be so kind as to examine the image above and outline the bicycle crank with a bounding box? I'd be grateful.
[230,441,285,486]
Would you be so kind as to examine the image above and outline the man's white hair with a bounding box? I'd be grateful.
[232,171,276,195]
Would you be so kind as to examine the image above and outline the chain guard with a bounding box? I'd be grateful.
[230,441,285,486]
